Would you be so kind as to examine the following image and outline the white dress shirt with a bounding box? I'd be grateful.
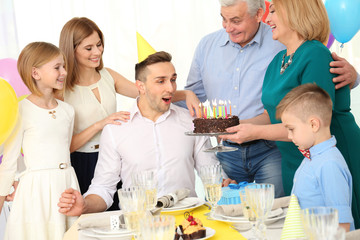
[84,101,219,208]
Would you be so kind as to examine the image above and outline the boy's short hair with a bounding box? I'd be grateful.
[135,51,172,82]
[276,83,333,126]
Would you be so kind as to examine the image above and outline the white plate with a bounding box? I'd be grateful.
[81,229,133,239]
[185,131,235,136]
[211,207,288,225]
[92,227,133,236]
[210,212,248,224]
[165,197,199,210]
[222,207,283,222]
[265,207,288,225]
[178,226,216,240]
[162,197,205,213]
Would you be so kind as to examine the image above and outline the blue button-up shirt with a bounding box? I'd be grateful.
[182,22,285,119]
[292,136,354,230]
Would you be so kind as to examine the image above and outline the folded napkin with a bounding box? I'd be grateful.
[346,229,360,240]
[215,196,291,217]
[78,211,125,230]
[156,188,190,208]
[280,194,306,239]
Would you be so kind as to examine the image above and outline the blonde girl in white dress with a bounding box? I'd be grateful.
[0,42,80,240]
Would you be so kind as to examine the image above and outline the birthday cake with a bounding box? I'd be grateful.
[179,212,206,240]
[193,115,239,133]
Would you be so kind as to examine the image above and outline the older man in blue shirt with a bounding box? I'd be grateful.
[178,0,359,198]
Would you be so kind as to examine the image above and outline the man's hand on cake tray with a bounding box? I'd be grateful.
[184,90,201,117]
[58,188,84,216]
[222,178,237,187]
[330,52,358,89]
[96,111,130,130]
[5,181,19,201]
[220,123,257,144]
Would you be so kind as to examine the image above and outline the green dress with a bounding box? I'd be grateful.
[262,40,360,228]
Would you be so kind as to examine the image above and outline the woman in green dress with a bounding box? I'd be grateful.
[221,0,360,228]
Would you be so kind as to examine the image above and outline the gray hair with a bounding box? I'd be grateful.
[219,0,265,16]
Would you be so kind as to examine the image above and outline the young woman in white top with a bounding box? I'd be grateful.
[59,17,200,210]
[0,42,79,240]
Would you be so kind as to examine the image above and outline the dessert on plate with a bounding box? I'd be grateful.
[178,212,206,239]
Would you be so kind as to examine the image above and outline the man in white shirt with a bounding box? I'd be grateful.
[58,51,227,215]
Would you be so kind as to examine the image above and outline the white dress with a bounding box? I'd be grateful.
[0,99,79,240]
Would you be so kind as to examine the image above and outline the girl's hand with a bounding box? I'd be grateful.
[5,181,19,201]
[184,90,201,117]
[96,111,130,130]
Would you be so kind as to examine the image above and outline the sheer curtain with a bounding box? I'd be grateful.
[0,0,19,58]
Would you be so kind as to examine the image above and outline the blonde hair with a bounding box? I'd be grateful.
[272,0,330,44]
[276,83,333,126]
[17,42,66,97]
[59,17,104,91]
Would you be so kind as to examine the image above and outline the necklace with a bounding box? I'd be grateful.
[280,53,294,74]
[49,110,56,119]
[280,40,307,75]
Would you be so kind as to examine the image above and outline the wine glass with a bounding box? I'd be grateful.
[199,164,223,215]
[139,215,175,240]
[239,188,259,239]
[118,187,146,239]
[131,169,157,211]
[301,207,339,240]
[245,184,275,240]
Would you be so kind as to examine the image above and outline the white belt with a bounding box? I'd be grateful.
[77,141,100,153]
[16,162,71,180]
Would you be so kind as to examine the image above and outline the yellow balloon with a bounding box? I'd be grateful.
[18,94,29,102]
[0,78,19,145]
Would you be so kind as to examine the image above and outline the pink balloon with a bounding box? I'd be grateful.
[327,33,335,49]
[0,58,30,97]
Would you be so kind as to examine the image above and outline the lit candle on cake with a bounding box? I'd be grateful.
[225,100,228,119]
[204,100,210,119]
[212,100,217,118]
[199,103,202,118]
[229,100,232,116]
[219,100,224,118]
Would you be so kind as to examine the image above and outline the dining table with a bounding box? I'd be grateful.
[62,204,284,240]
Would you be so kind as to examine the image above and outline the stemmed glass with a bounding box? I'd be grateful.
[245,184,275,240]
[139,215,176,240]
[131,170,157,211]
[118,187,146,239]
[239,189,259,239]
[199,164,223,215]
[301,207,339,240]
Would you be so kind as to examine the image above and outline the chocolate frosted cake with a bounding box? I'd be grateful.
[193,115,239,133]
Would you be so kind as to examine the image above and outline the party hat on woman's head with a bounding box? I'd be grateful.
[280,194,306,239]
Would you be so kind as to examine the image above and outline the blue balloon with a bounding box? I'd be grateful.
[325,0,360,44]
